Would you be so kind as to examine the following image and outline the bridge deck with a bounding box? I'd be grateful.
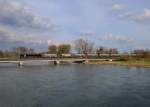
[0,58,112,63]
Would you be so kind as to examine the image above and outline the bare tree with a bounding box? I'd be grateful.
[27,48,34,54]
[15,47,28,55]
[74,39,84,54]
[12,47,34,58]
[107,48,118,56]
[74,38,94,55]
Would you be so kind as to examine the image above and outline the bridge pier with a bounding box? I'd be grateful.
[54,60,60,65]
[86,59,89,63]
[18,61,24,66]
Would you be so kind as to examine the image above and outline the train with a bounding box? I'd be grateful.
[20,53,136,59]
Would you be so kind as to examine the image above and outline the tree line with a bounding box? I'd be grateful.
[0,47,34,58]
[0,38,150,59]
[48,39,118,55]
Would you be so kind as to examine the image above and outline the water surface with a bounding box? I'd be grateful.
[0,64,150,107]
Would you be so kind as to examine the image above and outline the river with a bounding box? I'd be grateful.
[0,64,150,107]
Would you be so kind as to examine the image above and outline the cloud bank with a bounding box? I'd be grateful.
[112,4,126,12]
[0,0,56,49]
[0,28,44,44]
[112,4,150,24]
[0,0,54,30]
[99,33,133,43]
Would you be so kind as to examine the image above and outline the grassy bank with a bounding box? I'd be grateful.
[88,60,150,67]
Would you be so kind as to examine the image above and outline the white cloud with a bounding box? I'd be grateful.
[0,0,54,30]
[47,39,72,46]
[112,4,150,24]
[112,4,126,11]
[0,28,44,44]
[79,32,96,37]
[126,9,150,23]
[47,40,63,46]
[99,33,133,43]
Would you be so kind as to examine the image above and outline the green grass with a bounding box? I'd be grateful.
[88,60,150,67]
[116,60,150,67]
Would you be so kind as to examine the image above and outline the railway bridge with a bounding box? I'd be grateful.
[0,58,114,66]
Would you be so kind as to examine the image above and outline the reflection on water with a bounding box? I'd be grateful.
[0,64,150,107]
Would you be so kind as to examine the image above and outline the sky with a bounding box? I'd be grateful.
[0,0,150,52]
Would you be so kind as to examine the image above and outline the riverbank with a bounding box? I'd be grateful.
[88,60,150,68]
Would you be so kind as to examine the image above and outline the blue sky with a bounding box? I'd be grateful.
[0,0,150,52]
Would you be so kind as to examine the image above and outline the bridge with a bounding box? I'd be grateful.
[0,58,113,66]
